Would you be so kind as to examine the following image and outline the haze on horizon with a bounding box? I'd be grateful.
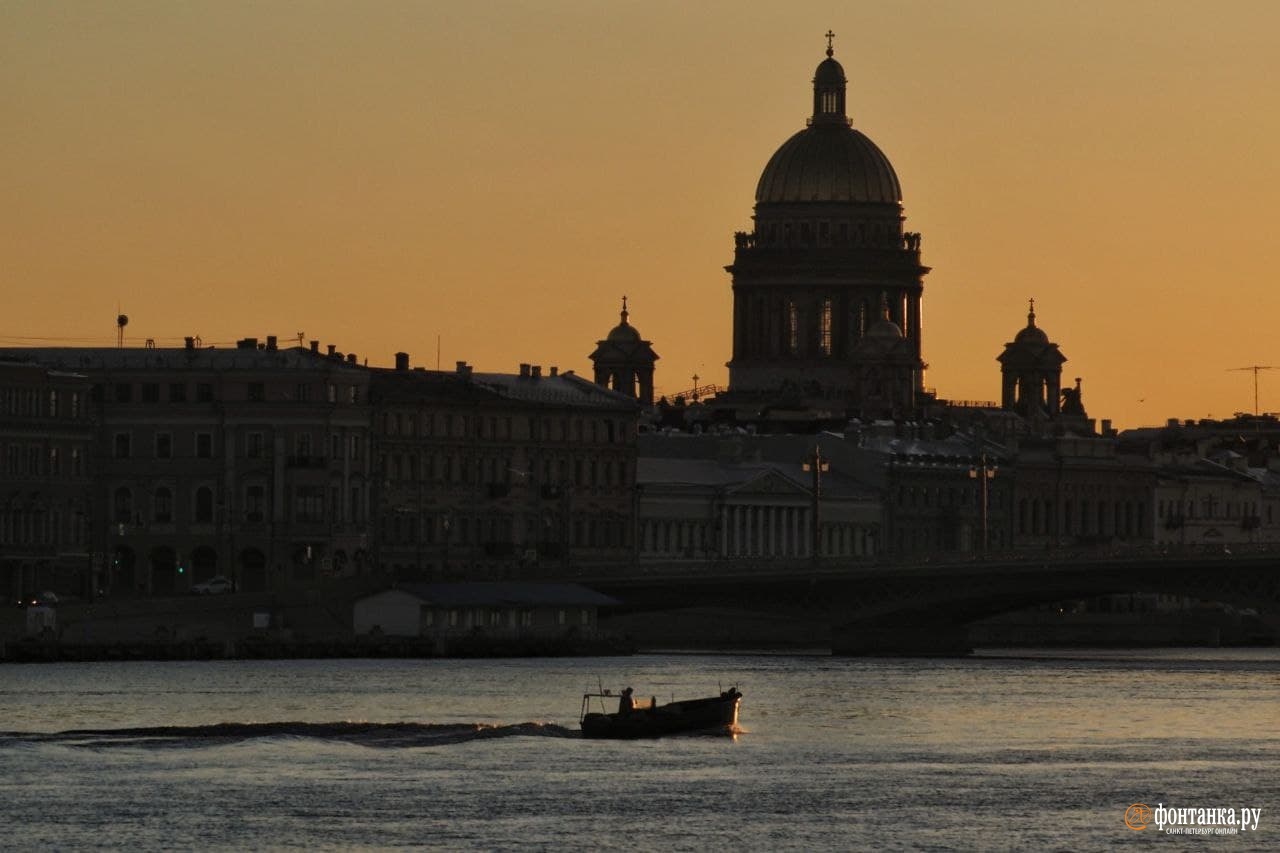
[4,0,1279,429]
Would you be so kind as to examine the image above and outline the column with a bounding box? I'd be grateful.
[720,505,728,557]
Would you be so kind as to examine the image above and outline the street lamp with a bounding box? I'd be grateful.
[802,444,830,565]
[968,453,997,554]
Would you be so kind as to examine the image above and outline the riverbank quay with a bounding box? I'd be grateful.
[0,579,634,663]
[0,632,635,663]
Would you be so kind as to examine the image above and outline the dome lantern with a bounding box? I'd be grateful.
[811,31,849,127]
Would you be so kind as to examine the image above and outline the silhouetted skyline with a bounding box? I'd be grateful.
[4,2,1279,427]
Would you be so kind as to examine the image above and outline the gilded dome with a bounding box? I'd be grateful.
[755,126,901,205]
[753,45,902,206]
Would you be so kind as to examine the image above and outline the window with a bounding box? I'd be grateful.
[196,383,214,403]
[327,383,336,403]
[245,485,265,522]
[247,382,265,402]
[819,298,832,356]
[155,433,172,459]
[247,432,264,459]
[296,433,312,457]
[48,447,59,476]
[142,383,160,403]
[114,433,131,459]
[196,433,213,459]
[113,487,132,525]
[71,448,82,476]
[70,392,80,419]
[115,383,132,403]
[153,488,172,523]
[48,390,58,417]
[194,487,214,523]
[349,435,361,461]
[169,383,187,402]
[295,383,311,402]
[295,486,323,522]
[787,300,799,354]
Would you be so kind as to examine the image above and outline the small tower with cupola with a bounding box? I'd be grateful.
[589,296,659,405]
[997,299,1067,418]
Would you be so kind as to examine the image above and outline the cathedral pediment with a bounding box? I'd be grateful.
[727,469,808,498]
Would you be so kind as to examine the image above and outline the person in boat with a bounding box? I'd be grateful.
[618,686,635,715]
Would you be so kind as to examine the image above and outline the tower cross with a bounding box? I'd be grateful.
[825,30,836,57]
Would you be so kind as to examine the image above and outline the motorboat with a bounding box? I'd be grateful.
[579,686,741,739]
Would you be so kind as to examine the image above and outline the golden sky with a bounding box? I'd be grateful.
[4,1,1279,428]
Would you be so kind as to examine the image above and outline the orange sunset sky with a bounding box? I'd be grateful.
[4,1,1279,429]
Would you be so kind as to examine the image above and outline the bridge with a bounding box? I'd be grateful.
[580,548,1280,655]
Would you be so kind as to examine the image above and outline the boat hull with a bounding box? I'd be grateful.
[580,691,740,739]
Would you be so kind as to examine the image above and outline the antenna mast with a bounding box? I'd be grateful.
[1227,365,1278,416]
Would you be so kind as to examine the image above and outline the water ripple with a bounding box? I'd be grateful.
[0,720,579,749]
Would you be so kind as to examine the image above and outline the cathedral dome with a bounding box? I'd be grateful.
[754,40,902,206]
[755,127,901,205]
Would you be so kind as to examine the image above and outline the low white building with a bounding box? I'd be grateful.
[353,582,618,639]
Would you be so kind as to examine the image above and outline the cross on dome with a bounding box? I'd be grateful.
[825,29,836,57]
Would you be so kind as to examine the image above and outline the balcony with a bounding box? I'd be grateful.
[286,455,328,469]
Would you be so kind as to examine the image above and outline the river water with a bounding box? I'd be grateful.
[1,649,1277,850]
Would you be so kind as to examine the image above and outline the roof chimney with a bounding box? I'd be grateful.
[395,352,409,371]
[550,366,558,377]
[531,365,542,378]
[184,337,195,350]
[310,340,320,354]
[266,335,278,351]
[455,360,472,378]
[327,344,337,357]
[347,353,357,365]
[237,337,257,350]
[519,363,531,378]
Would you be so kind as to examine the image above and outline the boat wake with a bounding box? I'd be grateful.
[0,721,579,750]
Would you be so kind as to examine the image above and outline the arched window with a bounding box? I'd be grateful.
[194,487,214,523]
[113,487,132,525]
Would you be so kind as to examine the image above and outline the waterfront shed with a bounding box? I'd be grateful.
[353,582,620,638]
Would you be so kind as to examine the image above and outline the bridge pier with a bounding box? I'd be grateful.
[832,617,972,657]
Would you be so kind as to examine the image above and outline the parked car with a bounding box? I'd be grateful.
[29,591,59,607]
[191,576,234,595]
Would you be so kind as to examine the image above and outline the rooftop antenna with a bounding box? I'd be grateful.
[116,312,128,349]
[1227,365,1277,417]
[436,334,441,371]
